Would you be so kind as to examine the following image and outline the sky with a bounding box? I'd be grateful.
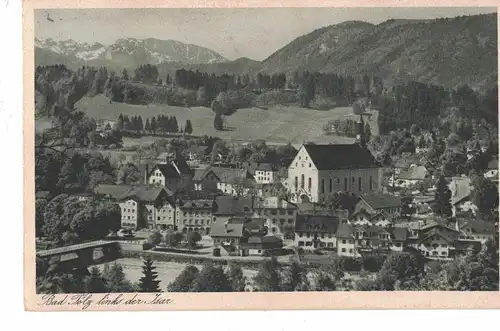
[35,7,496,61]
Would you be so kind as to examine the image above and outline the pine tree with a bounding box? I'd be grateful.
[138,257,161,292]
[432,175,452,218]
[137,116,144,133]
[150,117,157,135]
[227,263,246,292]
[144,118,150,133]
[172,116,179,133]
[117,114,124,131]
[214,113,223,131]
[253,257,282,291]
[122,69,129,80]
[185,120,193,134]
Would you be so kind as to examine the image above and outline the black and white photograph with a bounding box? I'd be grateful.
[31,6,499,301]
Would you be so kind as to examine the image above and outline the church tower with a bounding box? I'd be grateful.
[355,114,366,148]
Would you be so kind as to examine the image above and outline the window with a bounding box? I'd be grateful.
[441,251,447,255]
[287,210,293,215]
[358,177,362,191]
[341,248,346,252]
[301,174,304,188]
[328,234,332,238]
[321,233,325,239]
[294,176,298,188]
[342,240,346,244]
[298,241,304,247]
[309,163,311,168]
[329,178,333,192]
[306,233,311,238]
[306,242,312,246]
[344,178,348,190]
[272,227,277,233]
[327,243,333,248]
[299,232,303,238]
[348,240,353,244]
[349,249,353,253]
[321,179,325,193]
[308,177,311,191]
[157,217,160,221]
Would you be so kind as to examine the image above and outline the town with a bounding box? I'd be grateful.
[33,10,499,294]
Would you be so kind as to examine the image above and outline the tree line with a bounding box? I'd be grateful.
[116,114,193,135]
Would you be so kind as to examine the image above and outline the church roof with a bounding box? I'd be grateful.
[303,144,381,170]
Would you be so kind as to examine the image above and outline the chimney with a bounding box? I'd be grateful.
[144,164,149,185]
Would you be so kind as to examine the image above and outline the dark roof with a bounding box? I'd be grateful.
[487,159,498,170]
[461,220,496,234]
[303,144,381,170]
[360,193,402,210]
[179,199,214,209]
[193,168,210,181]
[209,222,244,238]
[210,167,252,183]
[121,186,169,202]
[336,223,356,238]
[213,196,254,215]
[154,164,181,178]
[255,163,274,171]
[295,215,339,233]
[246,235,282,244]
[94,184,132,199]
[172,157,192,175]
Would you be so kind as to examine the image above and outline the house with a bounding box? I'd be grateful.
[94,184,174,230]
[294,215,339,249]
[251,197,298,242]
[484,159,498,182]
[252,163,277,184]
[147,156,193,192]
[393,165,428,188]
[155,152,175,164]
[176,199,215,235]
[287,143,382,203]
[449,176,476,217]
[354,193,402,216]
[459,219,496,244]
[210,216,281,256]
[193,168,219,192]
[212,195,254,225]
[350,209,373,226]
[210,167,255,196]
[336,224,407,257]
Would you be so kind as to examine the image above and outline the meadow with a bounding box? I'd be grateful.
[75,94,379,145]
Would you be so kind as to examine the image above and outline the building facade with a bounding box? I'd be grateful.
[176,199,215,235]
[287,144,382,203]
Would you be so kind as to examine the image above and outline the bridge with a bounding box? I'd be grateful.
[37,240,121,268]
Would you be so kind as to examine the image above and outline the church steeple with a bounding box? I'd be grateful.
[355,114,366,148]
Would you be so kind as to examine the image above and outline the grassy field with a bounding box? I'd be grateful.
[75,94,378,145]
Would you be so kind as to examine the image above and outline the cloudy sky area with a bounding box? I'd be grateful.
[35,7,496,61]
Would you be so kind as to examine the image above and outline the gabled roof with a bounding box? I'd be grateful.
[193,168,210,181]
[302,144,381,170]
[153,164,181,179]
[172,157,192,175]
[94,184,171,203]
[209,222,244,238]
[449,177,471,206]
[336,223,356,238]
[460,219,496,234]
[94,184,132,199]
[213,196,254,215]
[360,193,402,210]
[210,167,252,183]
[398,165,427,180]
[252,197,298,210]
[295,215,340,233]
[369,211,390,223]
[351,209,372,219]
[255,163,275,171]
[487,159,498,170]
[178,199,214,209]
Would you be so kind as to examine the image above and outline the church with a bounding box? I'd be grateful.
[287,115,383,203]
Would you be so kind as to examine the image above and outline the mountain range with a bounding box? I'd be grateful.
[35,37,228,68]
[35,13,497,89]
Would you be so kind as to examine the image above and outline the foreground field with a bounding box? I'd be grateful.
[75,95,377,144]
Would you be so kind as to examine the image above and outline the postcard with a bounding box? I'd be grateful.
[24,0,500,311]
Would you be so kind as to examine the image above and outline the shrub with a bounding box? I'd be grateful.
[340,256,363,272]
[148,230,163,246]
[362,254,386,272]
